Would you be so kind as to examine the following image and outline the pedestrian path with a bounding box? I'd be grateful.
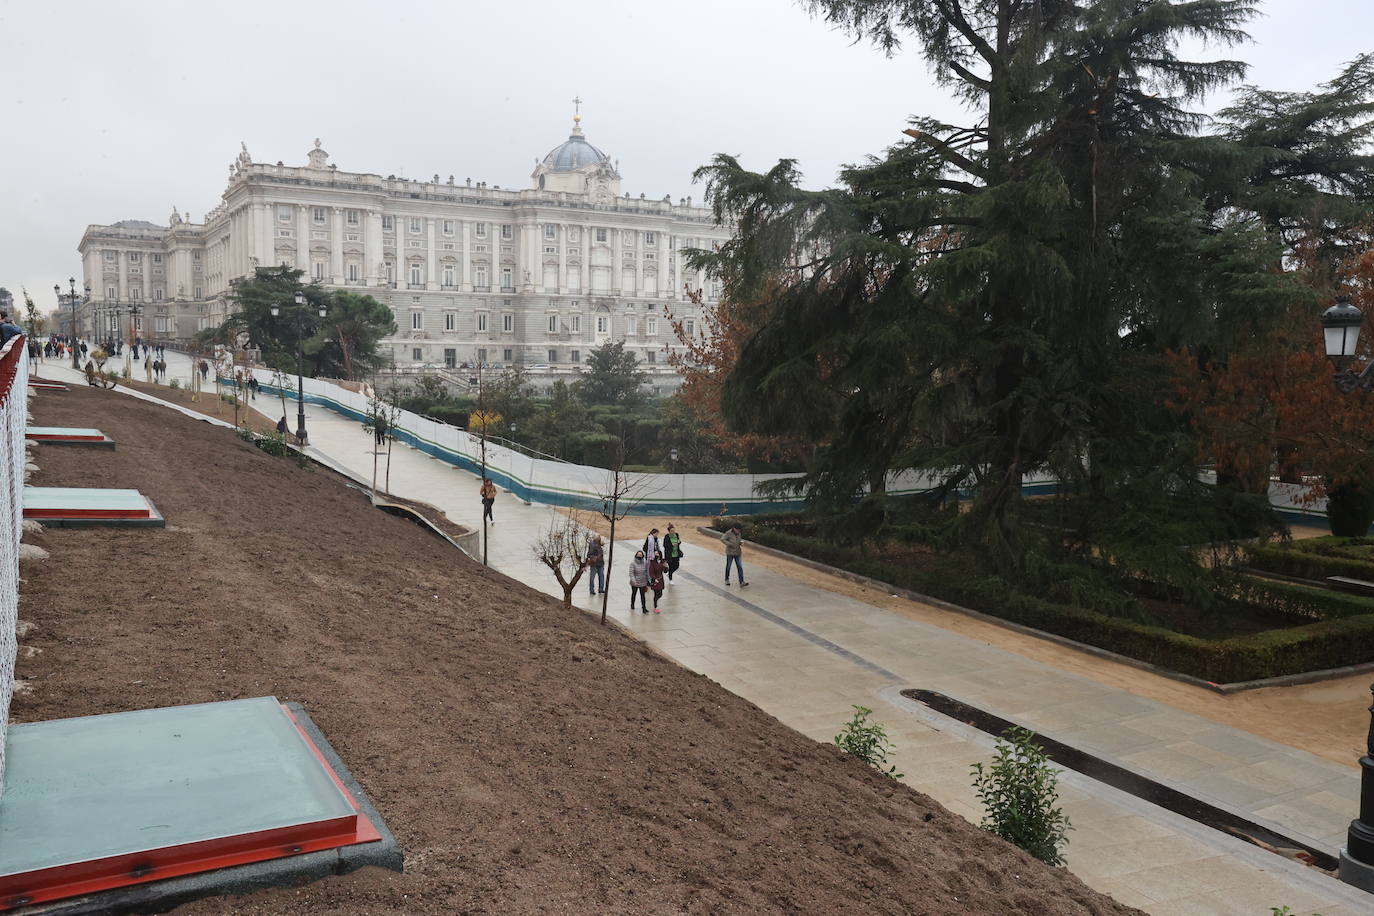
[243,394,1372,914]
[41,365,1374,914]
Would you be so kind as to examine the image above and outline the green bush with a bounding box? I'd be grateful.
[1224,577,1374,621]
[169,378,181,389]
[257,432,290,457]
[833,705,902,779]
[1246,544,1374,582]
[972,727,1072,866]
[234,427,254,442]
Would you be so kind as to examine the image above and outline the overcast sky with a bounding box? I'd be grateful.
[1,0,1369,312]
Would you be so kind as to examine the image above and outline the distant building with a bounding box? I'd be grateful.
[77,112,729,392]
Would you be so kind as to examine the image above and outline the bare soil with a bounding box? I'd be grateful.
[16,385,1139,915]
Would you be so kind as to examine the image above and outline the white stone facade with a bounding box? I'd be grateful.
[77,120,729,389]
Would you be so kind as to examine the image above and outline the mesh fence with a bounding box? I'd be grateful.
[0,335,28,793]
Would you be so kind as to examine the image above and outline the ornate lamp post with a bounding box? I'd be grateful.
[55,278,88,369]
[125,301,143,374]
[1318,296,1374,890]
[270,290,326,446]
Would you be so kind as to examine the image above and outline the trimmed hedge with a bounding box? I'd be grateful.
[719,519,1374,683]
[1224,577,1374,622]
[1246,544,1374,583]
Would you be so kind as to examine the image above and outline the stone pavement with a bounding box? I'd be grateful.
[38,364,1374,914]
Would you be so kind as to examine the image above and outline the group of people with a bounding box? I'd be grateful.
[478,479,750,613]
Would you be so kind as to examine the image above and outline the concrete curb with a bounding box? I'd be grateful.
[695,527,1374,695]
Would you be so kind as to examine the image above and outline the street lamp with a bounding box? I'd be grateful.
[270,290,326,446]
[1318,297,1374,890]
[126,301,143,374]
[55,278,88,369]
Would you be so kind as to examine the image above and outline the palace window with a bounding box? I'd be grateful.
[385,262,395,283]
[412,347,422,361]
[501,224,512,240]
[570,314,581,333]
[570,349,580,363]
[152,253,162,263]
[545,246,557,254]
[194,286,202,298]
[547,314,558,333]
[348,263,359,282]
[106,286,116,299]
[410,218,422,234]
[477,348,488,363]
[313,208,326,224]
[382,215,394,231]
[501,267,512,290]
[475,222,487,238]
[313,262,324,279]
[443,220,455,235]
[409,264,422,285]
[544,224,556,240]
[503,348,513,362]
[595,228,607,242]
[156,316,169,333]
[685,318,695,338]
[646,349,656,364]
[444,312,456,331]
[103,251,115,261]
[278,206,291,222]
[442,265,455,287]
[645,232,656,247]
[193,252,201,261]
[153,288,163,300]
[346,210,359,226]
[502,313,513,333]
[547,349,557,363]
[626,316,637,335]
[596,316,608,334]
[411,311,423,330]
[128,252,141,262]
[646,317,657,336]
[131,288,142,300]
[476,312,488,332]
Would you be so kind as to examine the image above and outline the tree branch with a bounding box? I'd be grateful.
[902,128,989,178]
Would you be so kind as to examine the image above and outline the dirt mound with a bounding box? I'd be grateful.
[16,386,1140,915]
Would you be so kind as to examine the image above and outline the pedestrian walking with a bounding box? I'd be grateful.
[480,477,497,524]
[628,551,649,613]
[276,416,288,435]
[586,536,605,595]
[198,359,209,382]
[664,524,684,581]
[648,555,666,613]
[373,413,388,446]
[248,376,260,400]
[643,527,662,563]
[84,361,99,387]
[722,523,748,587]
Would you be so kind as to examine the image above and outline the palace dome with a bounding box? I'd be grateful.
[540,121,609,172]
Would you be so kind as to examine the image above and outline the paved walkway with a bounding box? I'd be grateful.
[39,362,1374,914]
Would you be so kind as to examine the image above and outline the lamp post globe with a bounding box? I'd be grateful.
[1322,296,1364,370]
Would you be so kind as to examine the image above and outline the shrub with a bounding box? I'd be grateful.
[257,432,290,457]
[972,727,1072,866]
[234,427,254,443]
[833,705,902,779]
[1224,577,1374,621]
[1246,544,1374,582]
[169,378,181,389]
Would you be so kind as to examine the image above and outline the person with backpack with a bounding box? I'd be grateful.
[664,524,684,582]
[628,550,649,613]
[586,536,605,595]
[480,478,497,523]
[722,523,748,587]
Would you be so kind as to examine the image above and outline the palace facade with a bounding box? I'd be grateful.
[77,115,730,390]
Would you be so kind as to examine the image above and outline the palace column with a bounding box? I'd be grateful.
[365,209,383,285]
[557,223,567,294]
[296,205,310,272]
[461,221,472,291]
[662,231,673,300]
[581,225,591,293]
[330,208,345,283]
[426,218,438,289]
[612,228,622,295]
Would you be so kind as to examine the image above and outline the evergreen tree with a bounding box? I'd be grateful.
[692,0,1308,585]
[575,340,648,405]
[307,290,397,380]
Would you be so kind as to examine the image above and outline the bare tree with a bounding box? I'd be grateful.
[362,384,402,496]
[594,434,656,624]
[532,510,594,606]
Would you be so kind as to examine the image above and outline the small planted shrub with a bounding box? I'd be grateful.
[234,427,254,443]
[169,378,181,389]
[971,727,1072,865]
[257,432,290,457]
[834,705,903,779]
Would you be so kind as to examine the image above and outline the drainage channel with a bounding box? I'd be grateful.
[901,688,1340,872]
